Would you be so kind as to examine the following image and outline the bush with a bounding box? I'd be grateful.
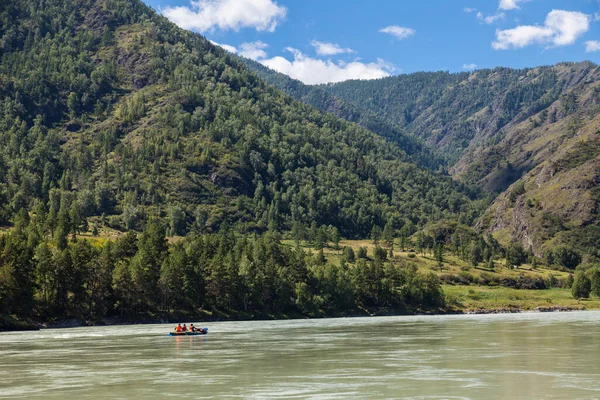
[439,272,475,286]
[590,268,600,297]
[479,272,498,286]
[546,274,558,288]
[517,275,546,290]
[357,247,368,259]
[343,246,355,263]
[572,271,591,299]
[553,247,582,269]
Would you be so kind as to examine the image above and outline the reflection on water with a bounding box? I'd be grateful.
[1,312,600,399]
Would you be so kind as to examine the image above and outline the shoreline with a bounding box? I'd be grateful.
[0,305,587,332]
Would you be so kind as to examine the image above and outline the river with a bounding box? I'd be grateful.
[1,311,600,399]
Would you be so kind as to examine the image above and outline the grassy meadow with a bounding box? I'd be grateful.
[283,238,600,313]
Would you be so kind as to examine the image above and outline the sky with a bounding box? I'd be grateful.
[143,0,600,84]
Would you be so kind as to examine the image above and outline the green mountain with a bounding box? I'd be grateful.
[476,64,600,259]
[0,0,479,241]
[0,0,482,324]
[242,60,600,260]
[241,58,446,171]
[2,0,598,327]
[323,63,600,258]
[320,63,597,192]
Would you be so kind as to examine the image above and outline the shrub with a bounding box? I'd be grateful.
[343,246,355,263]
[553,247,582,269]
[572,271,591,299]
[357,247,368,259]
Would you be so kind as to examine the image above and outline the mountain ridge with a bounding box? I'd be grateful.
[242,59,600,259]
[0,0,477,239]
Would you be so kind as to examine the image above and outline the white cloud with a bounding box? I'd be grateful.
[210,40,238,53]
[239,41,269,60]
[209,42,393,84]
[260,48,394,84]
[464,7,477,13]
[477,11,505,24]
[379,25,416,40]
[310,40,355,56]
[492,10,590,50]
[498,0,528,10]
[163,0,286,33]
[463,63,477,71]
[209,40,269,60]
[585,40,600,52]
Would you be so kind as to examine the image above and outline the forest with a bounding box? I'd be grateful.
[244,57,600,263]
[0,211,446,322]
[0,0,599,326]
[0,0,475,323]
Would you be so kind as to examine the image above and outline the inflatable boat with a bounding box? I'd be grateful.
[169,328,208,336]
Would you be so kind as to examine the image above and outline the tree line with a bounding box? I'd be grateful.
[0,214,445,321]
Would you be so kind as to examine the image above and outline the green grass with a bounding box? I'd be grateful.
[443,285,600,311]
[283,238,586,312]
[283,238,571,280]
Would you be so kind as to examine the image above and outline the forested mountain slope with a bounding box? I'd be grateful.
[322,63,599,191]
[0,0,597,325]
[242,59,446,171]
[244,59,600,259]
[323,63,600,257]
[0,0,484,323]
[0,0,478,239]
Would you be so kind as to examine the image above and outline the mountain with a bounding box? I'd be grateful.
[241,58,446,171]
[0,0,472,322]
[0,0,478,239]
[0,0,596,326]
[319,64,596,190]
[476,66,600,259]
[287,63,598,259]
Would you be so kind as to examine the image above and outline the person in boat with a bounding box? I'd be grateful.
[190,324,196,333]
[182,323,187,332]
[175,323,183,332]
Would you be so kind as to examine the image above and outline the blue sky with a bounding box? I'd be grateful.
[144,0,600,84]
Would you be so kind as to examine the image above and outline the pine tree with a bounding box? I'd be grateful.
[487,255,495,270]
[371,225,382,245]
[470,243,483,266]
[331,227,341,252]
[344,246,356,263]
[435,244,444,271]
[34,242,55,314]
[383,221,394,250]
[590,268,600,298]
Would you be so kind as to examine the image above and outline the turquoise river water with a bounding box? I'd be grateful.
[1,311,600,399]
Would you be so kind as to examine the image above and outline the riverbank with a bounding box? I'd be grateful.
[3,288,597,331]
[444,285,600,312]
[0,315,40,331]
